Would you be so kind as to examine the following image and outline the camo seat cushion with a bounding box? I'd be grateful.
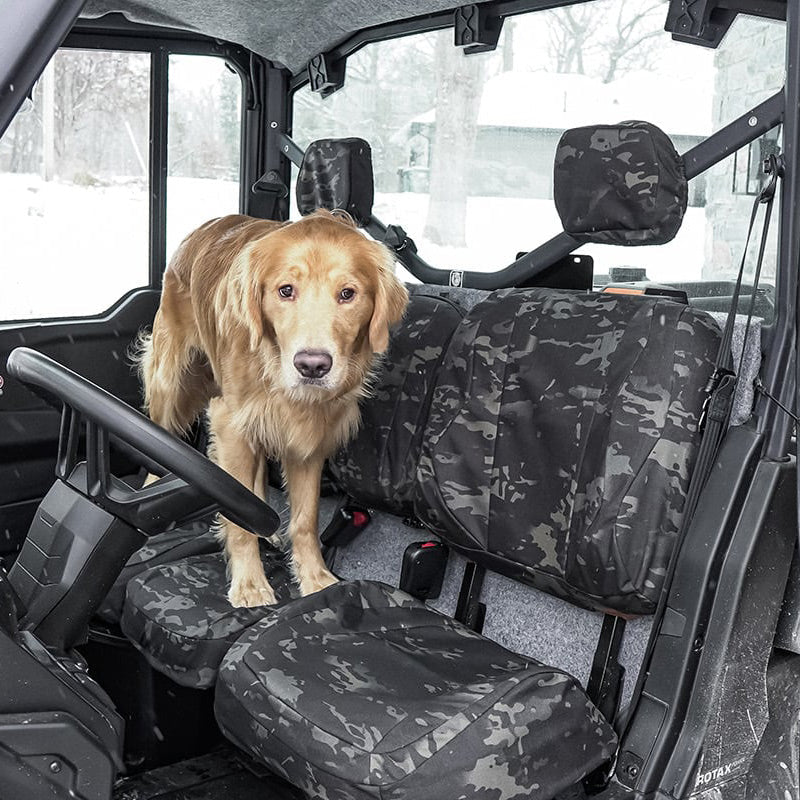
[415,288,721,616]
[95,519,219,625]
[329,292,464,515]
[215,580,617,800]
[120,549,297,688]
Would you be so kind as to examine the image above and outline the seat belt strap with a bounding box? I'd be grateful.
[686,153,781,523]
[623,155,783,744]
[586,614,627,727]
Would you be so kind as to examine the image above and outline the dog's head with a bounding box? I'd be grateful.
[233,210,408,399]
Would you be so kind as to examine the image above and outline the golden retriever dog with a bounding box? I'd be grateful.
[138,210,408,607]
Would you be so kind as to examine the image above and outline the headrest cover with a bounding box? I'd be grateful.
[553,121,687,246]
[296,138,374,226]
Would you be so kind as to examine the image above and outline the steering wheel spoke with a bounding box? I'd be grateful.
[7,347,281,542]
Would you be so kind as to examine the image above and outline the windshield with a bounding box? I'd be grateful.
[292,1,785,288]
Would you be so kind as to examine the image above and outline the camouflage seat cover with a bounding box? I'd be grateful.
[120,548,297,688]
[95,518,219,625]
[415,288,720,615]
[553,121,687,246]
[215,580,617,800]
[329,292,464,515]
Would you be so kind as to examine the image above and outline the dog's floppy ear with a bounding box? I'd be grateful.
[368,243,409,354]
[228,242,266,351]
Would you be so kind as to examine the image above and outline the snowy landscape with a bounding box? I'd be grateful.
[0,169,713,322]
[0,173,239,320]
[0,7,784,321]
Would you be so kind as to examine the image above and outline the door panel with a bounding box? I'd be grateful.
[0,289,160,555]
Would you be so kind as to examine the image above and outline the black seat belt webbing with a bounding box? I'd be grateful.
[455,561,486,632]
[687,153,781,524]
[586,613,627,727]
[622,155,782,743]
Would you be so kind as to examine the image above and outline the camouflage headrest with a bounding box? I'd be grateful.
[296,138,374,226]
[553,121,687,246]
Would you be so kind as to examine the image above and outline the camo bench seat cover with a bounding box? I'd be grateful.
[415,288,720,615]
[329,292,465,515]
[214,579,617,800]
[120,548,296,688]
[95,519,219,625]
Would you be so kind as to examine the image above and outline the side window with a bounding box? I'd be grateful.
[166,55,242,260]
[0,49,150,320]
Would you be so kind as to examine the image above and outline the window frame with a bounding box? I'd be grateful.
[0,21,251,326]
[65,20,252,288]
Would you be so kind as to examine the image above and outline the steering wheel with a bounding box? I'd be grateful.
[6,347,281,540]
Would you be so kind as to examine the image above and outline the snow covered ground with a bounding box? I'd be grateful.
[0,174,238,320]
[374,191,709,284]
[0,173,712,321]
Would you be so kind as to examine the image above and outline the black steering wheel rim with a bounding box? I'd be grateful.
[6,347,281,540]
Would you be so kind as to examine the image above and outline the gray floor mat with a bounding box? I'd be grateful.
[262,484,651,708]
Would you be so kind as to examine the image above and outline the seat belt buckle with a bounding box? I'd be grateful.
[320,503,371,550]
[400,541,448,600]
[699,368,736,433]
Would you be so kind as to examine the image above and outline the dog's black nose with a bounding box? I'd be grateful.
[294,350,332,379]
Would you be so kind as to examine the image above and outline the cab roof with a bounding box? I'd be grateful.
[80,0,494,73]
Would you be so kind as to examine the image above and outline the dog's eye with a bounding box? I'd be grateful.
[278,285,294,299]
[339,288,356,302]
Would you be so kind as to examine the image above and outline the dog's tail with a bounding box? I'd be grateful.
[129,328,155,412]
[129,319,214,437]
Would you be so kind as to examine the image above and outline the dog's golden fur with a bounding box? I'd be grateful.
[138,210,408,607]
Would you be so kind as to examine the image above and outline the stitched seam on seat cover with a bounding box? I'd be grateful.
[127,572,274,644]
[426,293,509,550]
[485,294,517,554]
[128,603,259,646]
[218,681,385,794]
[575,299,654,532]
[228,655,571,784]
[373,675,615,799]
[570,301,655,590]
[401,302,465,504]
[608,301,680,606]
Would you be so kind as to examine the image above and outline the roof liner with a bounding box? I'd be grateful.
[80,0,492,74]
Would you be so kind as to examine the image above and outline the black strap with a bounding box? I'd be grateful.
[686,153,781,523]
[586,614,627,727]
[454,561,486,632]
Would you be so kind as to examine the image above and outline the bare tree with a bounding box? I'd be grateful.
[546,0,664,82]
[546,6,596,75]
[601,0,664,82]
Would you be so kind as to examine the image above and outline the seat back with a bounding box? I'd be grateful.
[330,291,464,515]
[414,288,720,615]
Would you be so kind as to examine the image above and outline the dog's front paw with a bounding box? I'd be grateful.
[298,568,339,597]
[228,576,277,608]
